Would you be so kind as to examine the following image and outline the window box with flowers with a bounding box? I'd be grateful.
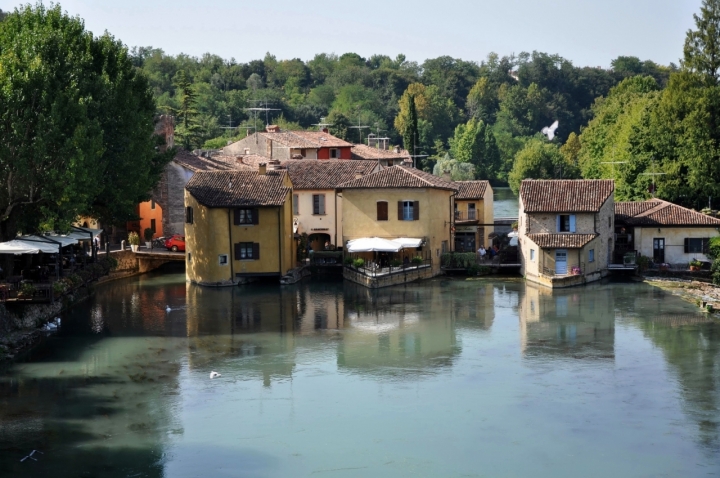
[570,266,582,275]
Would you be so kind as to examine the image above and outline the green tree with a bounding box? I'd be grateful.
[683,0,720,83]
[432,153,475,181]
[174,69,201,149]
[326,110,351,140]
[508,139,580,194]
[0,4,167,238]
[401,94,419,154]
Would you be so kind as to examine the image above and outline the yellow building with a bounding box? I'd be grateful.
[338,165,458,280]
[184,165,296,286]
[453,180,494,251]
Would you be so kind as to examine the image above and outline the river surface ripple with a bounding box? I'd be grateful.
[1,273,719,477]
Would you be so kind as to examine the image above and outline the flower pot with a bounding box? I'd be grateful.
[690,265,701,271]
[145,242,152,249]
[130,244,139,252]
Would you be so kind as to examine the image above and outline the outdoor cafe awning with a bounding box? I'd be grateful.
[392,237,423,248]
[0,239,60,255]
[68,227,103,240]
[346,237,402,253]
[20,234,77,248]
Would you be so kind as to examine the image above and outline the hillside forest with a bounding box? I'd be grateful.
[132,0,720,211]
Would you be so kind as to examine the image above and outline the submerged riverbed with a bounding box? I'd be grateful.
[1,272,719,477]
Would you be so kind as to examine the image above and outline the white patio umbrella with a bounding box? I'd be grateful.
[391,238,423,248]
[346,237,402,253]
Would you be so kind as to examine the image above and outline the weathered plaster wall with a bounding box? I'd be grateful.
[634,226,720,266]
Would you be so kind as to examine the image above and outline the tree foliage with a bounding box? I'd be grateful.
[0,4,168,239]
[508,139,580,194]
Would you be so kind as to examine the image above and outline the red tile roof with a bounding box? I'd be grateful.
[186,170,290,207]
[526,234,597,249]
[285,160,379,190]
[351,144,411,161]
[455,181,490,200]
[615,200,720,226]
[520,180,614,213]
[257,130,353,149]
[338,165,459,191]
[173,150,246,172]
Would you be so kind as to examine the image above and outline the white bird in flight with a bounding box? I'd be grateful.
[209,371,221,379]
[542,120,559,141]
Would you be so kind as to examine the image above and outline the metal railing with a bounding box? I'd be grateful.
[310,251,343,265]
[542,262,585,277]
[345,258,432,278]
[454,210,477,221]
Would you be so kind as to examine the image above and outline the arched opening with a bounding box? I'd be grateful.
[308,233,331,252]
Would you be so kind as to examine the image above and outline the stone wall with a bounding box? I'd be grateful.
[343,265,434,289]
[111,250,140,272]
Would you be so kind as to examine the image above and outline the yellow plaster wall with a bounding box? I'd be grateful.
[341,188,453,275]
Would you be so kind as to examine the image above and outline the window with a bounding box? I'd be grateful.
[235,242,259,260]
[557,214,575,232]
[608,216,611,228]
[468,203,476,220]
[185,206,193,224]
[530,249,535,261]
[330,148,338,158]
[377,201,388,221]
[150,219,156,233]
[300,149,307,158]
[293,195,299,215]
[685,238,710,253]
[589,249,595,263]
[313,194,326,215]
[187,252,192,263]
[151,200,156,210]
[442,241,448,254]
[219,254,228,266]
[398,200,419,220]
[234,208,258,225]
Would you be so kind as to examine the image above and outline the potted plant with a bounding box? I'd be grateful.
[689,258,702,271]
[128,231,140,252]
[352,258,365,269]
[571,266,582,275]
[18,282,36,299]
[411,256,424,265]
[144,228,154,249]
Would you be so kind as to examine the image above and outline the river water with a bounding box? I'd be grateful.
[1,271,719,477]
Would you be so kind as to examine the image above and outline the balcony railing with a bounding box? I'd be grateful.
[345,259,432,278]
[542,262,585,278]
[454,210,477,221]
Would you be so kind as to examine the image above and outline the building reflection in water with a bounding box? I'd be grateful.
[518,282,615,361]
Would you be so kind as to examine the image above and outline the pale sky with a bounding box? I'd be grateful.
[10,0,703,67]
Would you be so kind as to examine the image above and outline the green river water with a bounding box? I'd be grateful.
[1,271,719,477]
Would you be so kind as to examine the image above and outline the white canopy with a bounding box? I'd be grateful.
[68,227,103,240]
[20,234,77,247]
[346,237,402,253]
[392,237,423,248]
[0,239,60,255]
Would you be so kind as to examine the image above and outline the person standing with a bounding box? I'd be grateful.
[478,246,486,262]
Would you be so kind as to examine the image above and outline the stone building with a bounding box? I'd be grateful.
[519,179,615,288]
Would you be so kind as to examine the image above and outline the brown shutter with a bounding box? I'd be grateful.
[253,243,260,260]
[398,201,403,220]
[234,243,241,260]
[377,201,388,221]
[233,209,241,225]
[253,208,260,225]
[413,201,420,220]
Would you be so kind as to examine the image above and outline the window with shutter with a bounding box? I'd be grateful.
[235,242,254,260]
[185,206,193,224]
[293,195,299,215]
[686,238,708,253]
[558,215,571,232]
[402,201,414,220]
[413,201,420,220]
[252,243,260,260]
[234,208,257,225]
[377,201,388,221]
[313,194,326,215]
[397,201,403,220]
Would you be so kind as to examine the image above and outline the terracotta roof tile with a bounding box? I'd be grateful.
[285,160,379,190]
[172,150,256,171]
[615,200,720,226]
[520,180,614,213]
[186,170,290,207]
[455,181,490,200]
[351,144,411,161]
[526,233,597,249]
[338,165,459,191]
[257,130,352,149]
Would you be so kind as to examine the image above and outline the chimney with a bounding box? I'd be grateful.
[322,127,329,134]
[355,167,365,179]
[268,159,281,170]
[442,170,451,182]
[244,148,250,155]
[393,146,400,153]
[266,125,280,133]
[258,162,267,175]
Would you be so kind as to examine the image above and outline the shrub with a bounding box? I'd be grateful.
[53,281,68,295]
[478,266,491,275]
[689,258,702,268]
[103,256,118,271]
[707,237,720,261]
[411,256,423,265]
[19,283,36,297]
[77,270,92,283]
[390,259,402,267]
[712,260,720,286]
[68,274,83,287]
[466,264,480,276]
[144,228,154,242]
[128,231,140,246]
[90,263,105,277]
[343,256,353,265]
[441,252,474,268]
[636,255,650,271]
[352,258,365,268]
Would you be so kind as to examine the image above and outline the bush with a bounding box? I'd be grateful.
[19,282,36,297]
[478,266,491,275]
[144,228,154,241]
[390,259,402,267]
[411,256,423,265]
[708,237,720,261]
[128,231,140,246]
[103,256,119,271]
[712,260,720,286]
[466,264,480,276]
[636,255,651,271]
[77,270,92,283]
[690,258,702,268]
[441,252,475,268]
[53,281,68,295]
[67,274,83,287]
[343,256,353,265]
[90,263,105,278]
[352,258,365,268]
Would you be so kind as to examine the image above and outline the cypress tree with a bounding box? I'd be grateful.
[684,0,720,84]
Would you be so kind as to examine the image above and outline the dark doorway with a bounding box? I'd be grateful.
[653,238,665,263]
[454,233,476,253]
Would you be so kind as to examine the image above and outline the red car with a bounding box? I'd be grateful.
[165,234,186,252]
